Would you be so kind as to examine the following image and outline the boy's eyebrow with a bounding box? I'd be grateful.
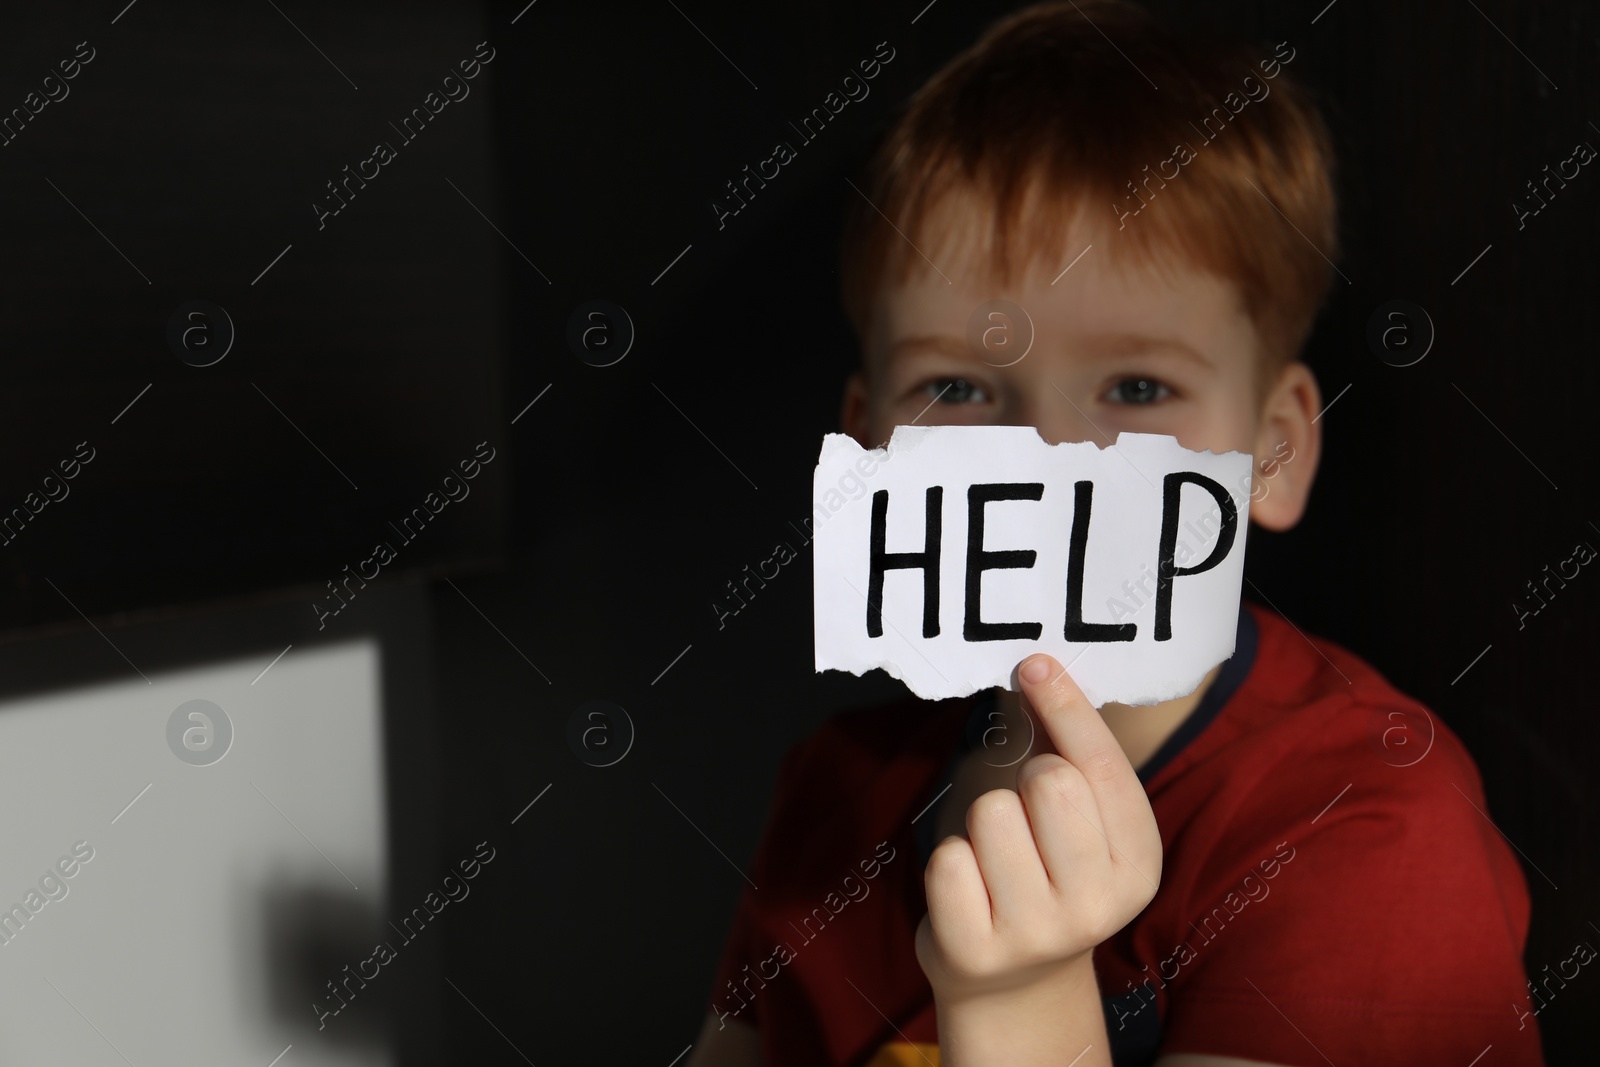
[1078,333,1216,369]
[887,333,1215,368]
[888,335,976,360]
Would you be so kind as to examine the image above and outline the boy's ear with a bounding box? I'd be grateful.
[839,370,873,449]
[1249,360,1322,532]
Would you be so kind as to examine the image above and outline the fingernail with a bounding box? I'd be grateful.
[1021,657,1051,684]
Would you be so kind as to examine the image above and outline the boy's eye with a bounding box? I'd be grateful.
[920,377,990,405]
[1105,377,1173,405]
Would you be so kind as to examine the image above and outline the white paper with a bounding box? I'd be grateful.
[812,426,1253,706]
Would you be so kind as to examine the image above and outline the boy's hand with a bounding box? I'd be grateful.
[915,654,1163,1006]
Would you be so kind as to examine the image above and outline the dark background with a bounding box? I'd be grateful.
[0,0,1594,1064]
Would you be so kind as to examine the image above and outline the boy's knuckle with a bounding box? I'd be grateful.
[1016,751,1067,788]
[1075,746,1123,784]
[925,836,970,880]
[966,787,1020,830]
[1024,760,1087,810]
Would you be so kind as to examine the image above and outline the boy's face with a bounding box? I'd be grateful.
[841,195,1322,532]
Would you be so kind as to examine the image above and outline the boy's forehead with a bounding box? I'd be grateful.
[866,199,1251,368]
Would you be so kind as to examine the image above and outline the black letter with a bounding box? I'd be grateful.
[1155,473,1238,640]
[964,483,1044,642]
[1065,480,1136,641]
[866,487,942,638]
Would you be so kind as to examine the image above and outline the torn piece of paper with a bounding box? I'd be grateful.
[812,426,1253,706]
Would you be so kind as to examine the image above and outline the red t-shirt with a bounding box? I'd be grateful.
[706,601,1545,1066]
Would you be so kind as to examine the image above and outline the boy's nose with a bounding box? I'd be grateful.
[1011,396,1107,450]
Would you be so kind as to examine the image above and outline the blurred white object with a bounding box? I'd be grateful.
[0,635,391,1067]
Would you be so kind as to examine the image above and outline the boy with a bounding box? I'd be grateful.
[688,3,1544,1064]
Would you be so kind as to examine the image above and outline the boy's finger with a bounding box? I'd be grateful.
[963,787,1050,924]
[1015,654,1157,867]
[1014,752,1107,887]
[923,834,994,947]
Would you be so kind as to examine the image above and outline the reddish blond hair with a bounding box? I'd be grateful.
[839,0,1340,400]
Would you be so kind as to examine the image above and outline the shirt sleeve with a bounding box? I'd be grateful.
[1157,720,1545,1065]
